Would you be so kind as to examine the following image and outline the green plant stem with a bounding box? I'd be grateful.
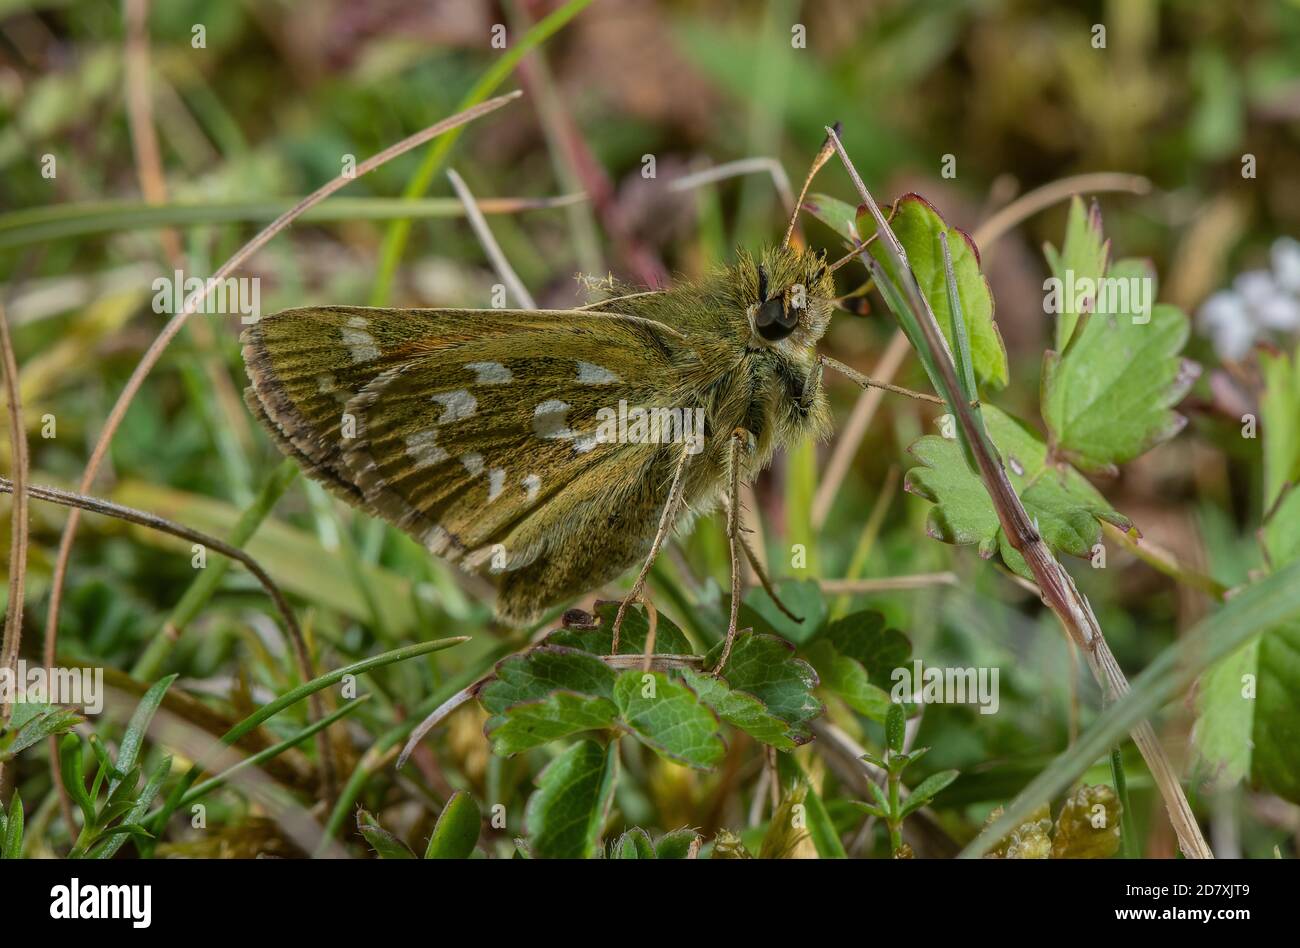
[1110,746,1138,858]
[886,767,903,856]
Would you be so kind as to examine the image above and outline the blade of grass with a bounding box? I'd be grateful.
[368,0,593,306]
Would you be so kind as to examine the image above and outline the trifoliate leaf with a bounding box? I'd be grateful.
[424,790,480,859]
[1051,784,1122,859]
[1041,296,1198,475]
[1043,196,1110,351]
[612,670,724,770]
[861,193,1009,389]
[680,669,798,750]
[704,632,822,743]
[487,691,619,755]
[525,739,618,859]
[905,404,1132,578]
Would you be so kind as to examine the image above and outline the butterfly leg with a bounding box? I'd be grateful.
[712,428,753,674]
[610,444,692,654]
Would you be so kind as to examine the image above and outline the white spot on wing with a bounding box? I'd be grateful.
[341,317,379,363]
[487,468,506,502]
[460,452,484,476]
[571,433,599,454]
[422,525,452,555]
[405,430,447,468]
[522,474,540,502]
[432,389,476,423]
[534,400,573,439]
[466,361,512,385]
[576,361,620,384]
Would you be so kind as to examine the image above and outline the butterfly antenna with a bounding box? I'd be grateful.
[781,121,842,249]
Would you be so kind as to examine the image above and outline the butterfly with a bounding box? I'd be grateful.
[241,132,854,667]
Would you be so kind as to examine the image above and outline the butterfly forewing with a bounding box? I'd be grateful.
[243,305,695,621]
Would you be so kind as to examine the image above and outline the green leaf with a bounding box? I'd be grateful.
[612,671,724,770]
[1260,345,1300,506]
[899,770,959,817]
[906,404,1132,578]
[1252,621,1300,803]
[705,632,822,743]
[3,793,22,859]
[111,674,176,796]
[59,734,97,830]
[1,702,83,759]
[424,790,481,859]
[357,810,416,859]
[1041,295,1197,475]
[92,755,172,860]
[741,579,826,645]
[817,610,911,690]
[654,828,701,859]
[886,704,906,755]
[611,827,656,859]
[487,691,619,755]
[861,193,1008,389]
[545,601,694,655]
[478,646,617,728]
[804,192,859,245]
[1043,196,1110,350]
[804,641,891,722]
[525,739,618,859]
[680,669,797,749]
[1194,639,1258,787]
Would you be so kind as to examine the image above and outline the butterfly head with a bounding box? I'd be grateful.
[742,246,834,352]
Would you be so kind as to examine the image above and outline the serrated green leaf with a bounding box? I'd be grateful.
[478,646,616,727]
[613,670,724,769]
[804,641,891,722]
[487,691,619,755]
[1043,196,1110,350]
[861,193,1008,389]
[817,610,911,690]
[1042,298,1197,474]
[899,769,959,817]
[546,601,694,655]
[704,632,822,743]
[357,810,416,859]
[680,668,797,750]
[424,790,481,859]
[905,404,1132,578]
[525,739,618,858]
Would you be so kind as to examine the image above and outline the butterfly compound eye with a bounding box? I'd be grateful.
[754,297,797,341]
